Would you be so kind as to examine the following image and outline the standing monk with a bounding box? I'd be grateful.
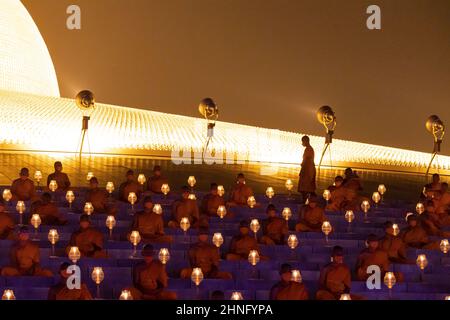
[47,161,71,191]
[118,170,141,203]
[0,202,15,240]
[11,168,37,201]
[147,165,169,194]
[85,177,109,214]
[126,244,177,300]
[227,173,255,207]
[270,263,309,300]
[298,136,316,203]
[48,262,93,300]
[67,214,108,258]
[260,204,288,245]
[1,227,53,276]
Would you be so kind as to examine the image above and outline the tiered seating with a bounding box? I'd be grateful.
[0,187,449,300]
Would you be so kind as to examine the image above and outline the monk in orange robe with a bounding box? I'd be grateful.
[168,186,200,228]
[325,176,349,211]
[355,234,403,282]
[226,220,261,261]
[67,214,108,258]
[260,204,288,245]
[47,161,71,191]
[295,196,326,232]
[297,135,316,203]
[48,262,93,300]
[421,200,450,238]
[146,165,169,194]
[11,168,37,201]
[180,228,232,279]
[270,263,309,300]
[118,170,142,203]
[0,202,15,240]
[126,244,177,300]
[201,183,226,217]
[401,214,440,250]
[227,173,255,207]
[1,227,53,277]
[33,192,67,225]
[86,177,109,214]
[129,196,172,243]
[379,221,411,264]
[422,173,442,200]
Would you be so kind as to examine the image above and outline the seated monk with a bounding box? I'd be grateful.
[325,176,349,211]
[86,177,109,214]
[401,214,440,250]
[227,173,255,207]
[126,244,177,300]
[118,169,142,203]
[11,167,37,201]
[180,228,232,279]
[270,263,308,300]
[316,246,364,300]
[341,168,364,210]
[0,202,16,240]
[343,168,363,192]
[47,161,71,191]
[1,227,53,277]
[67,214,108,258]
[421,200,450,238]
[48,262,93,300]
[33,192,67,225]
[379,221,412,264]
[436,182,450,225]
[201,183,226,217]
[128,196,172,243]
[355,234,403,282]
[295,196,326,232]
[260,204,288,245]
[226,220,268,261]
[146,165,169,194]
[168,186,200,228]
[421,173,442,200]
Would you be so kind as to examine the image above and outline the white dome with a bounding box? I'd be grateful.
[0,0,59,96]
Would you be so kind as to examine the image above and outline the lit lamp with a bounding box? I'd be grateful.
[188,193,197,200]
[158,248,170,265]
[2,189,12,207]
[372,192,381,208]
[128,192,137,214]
[440,239,449,254]
[187,176,196,191]
[384,272,396,298]
[129,231,141,258]
[68,246,81,264]
[217,205,227,219]
[2,289,15,300]
[30,214,41,241]
[49,180,58,202]
[48,229,59,258]
[287,234,299,261]
[105,215,116,241]
[66,190,75,212]
[180,217,191,243]
[416,203,425,215]
[91,267,104,299]
[323,190,331,205]
[16,201,25,226]
[106,182,115,197]
[378,184,386,202]
[340,294,351,300]
[392,224,400,236]
[191,267,204,287]
[425,115,445,177]
[416,254,428,281]
[212,233,224,248]
[137,174,146,191]
[282,207,292,228]
[84,202,94,215]
[153,204,163,215]
[250,219,260,240]
[230,292,243,300]
[321,221,332,246]
[217,185,225,197]
[361,200,371,223]
[266,187,275,203]
[161,184,170,197]
[34,170,43,190]
[247,196,256,209]
[445,296,450,300]
[86,172,94,182]
[291,269,302,283]
[285,179,294,199]
[119,290,133,300]
[345,210,355,233]
[248,250,260,279]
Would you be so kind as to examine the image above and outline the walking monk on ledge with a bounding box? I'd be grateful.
[298,136,316,203]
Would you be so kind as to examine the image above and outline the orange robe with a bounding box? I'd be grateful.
[316,262,354,300]
[169,199,200,228]
[34,202,67,225]
[0,212,16,240]
[295,206,326,232]
[48,282,93,300]
[379,234,410,263]
[67,227,107,258]
[228,184,254,206]
[226,234,259,260]
[47,172,71,191]
[261,217,288,245]
[86,188,109,213]
[147,176,169,194]
[201,193,226,217]
[298,146,316,193]
[11,178,36,201]
[1,240,52,276]
[270,281,309,300]
[130,210,172,243]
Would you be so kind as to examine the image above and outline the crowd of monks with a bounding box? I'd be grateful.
[0,159,449,300]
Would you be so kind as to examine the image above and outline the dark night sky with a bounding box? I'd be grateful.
[22,0,450,154]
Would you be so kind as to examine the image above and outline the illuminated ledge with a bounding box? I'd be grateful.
[0,89,449,175]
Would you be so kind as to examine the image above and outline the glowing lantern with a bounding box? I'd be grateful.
[31,214,41,240]
[230,292,243,300]
[217,185,225,197]
[158,248,170,264]
[323,190,331,203]
[372,192,381,205]
[340,294,351,300]
[66,191,75,210]
[137,174,146,186]
[86,172,94,181]
[106,182,115,194]
[445,296,450,300]
[291,270,302,283]
[84,202,94,215]
[248,250,260,266]
[91,267,104,285]
[250,219,260,239]
[322,221,332,245]
[440,239,449,254]
[2,290,15,300]
[128,192,137,213]
[212,233,224,248]
[266,187,275,200]
[247,196,256,208]
[16,201,25,225]
[187,176,196,189]
[129,231,141,258]
[416,203,425,215]
[2,189,12,203]
[49,180,58,192]
[34,170,43,187]
[188,193,197,200]
[48,229,59,257]
[285,179,294,191]
[345,210,355,233]
[153,204,163,215]
[378,184,386,196]
[287,234,299,249]
[68,246,81,263]
[106,215,116,241]
[161,183,170,196]
[416,254,428,271]
[119,290,133,300]
[361,200,371,222]
[217,205,227,219]
[392,224,400,236]
[191,267,204,286]
[282,207,292,222]
[180,217,191,232]
[384,272,396,289]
